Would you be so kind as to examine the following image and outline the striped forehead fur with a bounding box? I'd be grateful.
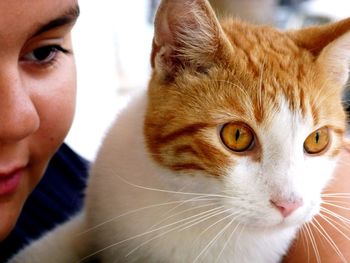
[146,4,348,175]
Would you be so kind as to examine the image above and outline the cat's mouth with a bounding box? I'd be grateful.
[233,202,318,230]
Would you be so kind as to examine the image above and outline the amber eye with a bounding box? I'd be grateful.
[304,127,330,154]
[220,123,254,152]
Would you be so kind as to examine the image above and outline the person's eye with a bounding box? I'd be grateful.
[22,45,69,65]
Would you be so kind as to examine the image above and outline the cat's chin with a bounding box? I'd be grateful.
[244,218,306,232]
[241,204,318,231]
[273,213,314,229]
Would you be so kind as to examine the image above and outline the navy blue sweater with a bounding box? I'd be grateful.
[0,144,89,262]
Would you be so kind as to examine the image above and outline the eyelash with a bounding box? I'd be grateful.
[22,45,70,67]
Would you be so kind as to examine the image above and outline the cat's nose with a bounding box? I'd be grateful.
[270,198,303,218]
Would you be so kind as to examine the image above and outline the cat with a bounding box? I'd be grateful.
[9,0,350,262]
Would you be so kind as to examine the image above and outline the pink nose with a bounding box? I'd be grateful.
[270,198,303,218]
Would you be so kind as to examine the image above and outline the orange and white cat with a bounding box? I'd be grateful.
[9,0,350,262]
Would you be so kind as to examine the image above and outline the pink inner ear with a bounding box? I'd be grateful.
[151,0,223,74]
[154,10,173,47]
[154,1,204,48]
[319,32,350,86]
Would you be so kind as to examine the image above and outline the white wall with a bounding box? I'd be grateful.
[66,0,154,160]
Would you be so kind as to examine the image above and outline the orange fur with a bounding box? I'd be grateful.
[144,0,349,176]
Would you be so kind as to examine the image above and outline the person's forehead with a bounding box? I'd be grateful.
[0,0,78,45]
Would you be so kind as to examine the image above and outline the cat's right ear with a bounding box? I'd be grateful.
[151,0,232,81]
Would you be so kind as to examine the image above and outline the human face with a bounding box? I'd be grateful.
[0,0,79,240]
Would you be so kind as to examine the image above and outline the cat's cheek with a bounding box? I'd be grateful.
[304,156,337,194]
[222,156,331,228]
[300,156,338,218]
[222,162,275,224]
[288,199,320,225]
[307,201,321,222]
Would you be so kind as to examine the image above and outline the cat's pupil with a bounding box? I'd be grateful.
[235,129,241,141]
[315,132,320,144]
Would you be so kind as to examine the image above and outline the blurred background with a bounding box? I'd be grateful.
[67,0,350,161]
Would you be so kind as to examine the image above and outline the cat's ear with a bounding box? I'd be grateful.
[151,0,232,80]
[317,31,350,86]
[290,18,350,87]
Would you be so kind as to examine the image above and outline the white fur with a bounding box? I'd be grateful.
[8,91,338,263]
[82,93,298,263]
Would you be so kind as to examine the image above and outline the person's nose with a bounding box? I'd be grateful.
[0,65,40,143]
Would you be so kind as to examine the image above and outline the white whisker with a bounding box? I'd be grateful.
[196,211,243,239]
[215,223,241,263]
[321,207,350,225]
[312,218,347,263]
[78,206,225,262]
[124,206,227,258]
[300,226,311,263]
[192,213,236,263]
[322,193,350,198]
[113,170,238,199]
[319,213,350,240]
[304,223,321,263]
[322,199,350,206]
[322,201,350,211]
[179,208,233,232]
[234,223,246,252]
[78,197,215,235]
[147,197,220,231]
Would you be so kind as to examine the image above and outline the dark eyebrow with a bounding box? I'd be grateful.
[33,4,80,37]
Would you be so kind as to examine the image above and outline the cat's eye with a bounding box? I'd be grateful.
[304,127,330,154]
[220,123,254,152]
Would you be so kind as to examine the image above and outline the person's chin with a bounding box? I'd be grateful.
[0,204,21,241]
[0,185,28,241]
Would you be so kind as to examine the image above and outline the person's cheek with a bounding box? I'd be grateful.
[27,56,77,194]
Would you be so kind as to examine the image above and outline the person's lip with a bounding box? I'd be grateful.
[0,167,24,196]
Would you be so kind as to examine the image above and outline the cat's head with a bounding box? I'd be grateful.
[144,0,350,229]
